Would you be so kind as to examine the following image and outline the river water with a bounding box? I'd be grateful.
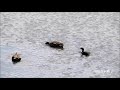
[0,12,120,78]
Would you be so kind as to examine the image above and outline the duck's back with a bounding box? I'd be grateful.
[51,41,62,45]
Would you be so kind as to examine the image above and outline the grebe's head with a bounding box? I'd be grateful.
[80,48,84,52]
[45,42,49,45]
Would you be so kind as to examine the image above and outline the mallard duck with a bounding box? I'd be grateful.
[80,48,90,57]
[45,41,64,50]
[12,52,21,64]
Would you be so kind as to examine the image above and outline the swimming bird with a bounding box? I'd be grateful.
[12,52,21,64]
[45,41,64,50]
[80,48,90,57]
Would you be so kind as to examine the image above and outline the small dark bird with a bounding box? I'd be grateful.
[80,48,90,57]
[12,52,21,64]
[45,41,64,50]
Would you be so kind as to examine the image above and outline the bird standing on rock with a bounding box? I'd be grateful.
[45,41,64,50]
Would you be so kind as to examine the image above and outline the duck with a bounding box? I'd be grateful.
[45,41,64,50]
[80,48,90,57]
[12,52,21,64]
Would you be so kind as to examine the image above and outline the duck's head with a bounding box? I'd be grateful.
[45,42,49,45]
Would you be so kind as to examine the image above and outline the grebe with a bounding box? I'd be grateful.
[80,48,90,57]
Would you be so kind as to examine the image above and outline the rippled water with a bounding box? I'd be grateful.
[0,12,120,78]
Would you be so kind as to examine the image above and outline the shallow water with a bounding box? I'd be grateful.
[0,12,120,78]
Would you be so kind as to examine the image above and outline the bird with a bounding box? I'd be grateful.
[12,52,21,64]
[80,48,90,57]
[45,41,64,50]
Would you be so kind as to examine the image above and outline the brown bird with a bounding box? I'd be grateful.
[12,52,21,64]
[45,41,64,50]
[80,48,90,57]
